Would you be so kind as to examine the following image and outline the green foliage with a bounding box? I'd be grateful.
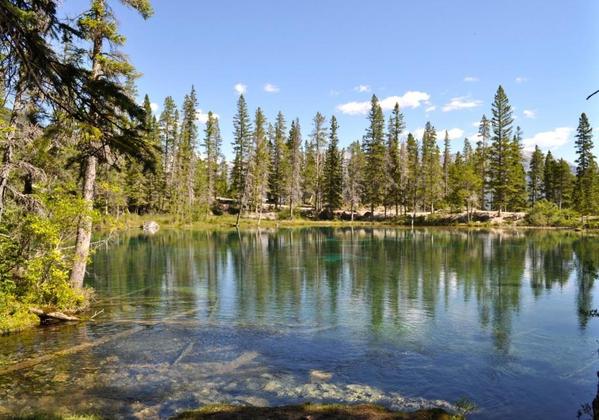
[526,200,581,227]
[0,193,89,333]
[362,95,387,213]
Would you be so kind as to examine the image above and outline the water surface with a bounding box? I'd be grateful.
[1,228,599,419]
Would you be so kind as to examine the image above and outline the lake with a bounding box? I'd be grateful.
[1,228,598,419]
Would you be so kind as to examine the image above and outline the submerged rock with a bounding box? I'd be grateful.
[310,369,333,383]
[142,221,159,234]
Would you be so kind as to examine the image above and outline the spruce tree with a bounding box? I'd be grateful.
[553,158,574,209]
[231,94,252,223]
[173,86,199,220]
[442,130,451,202]
[507,127,527,211]
[249,107,270,219]
[362,95,387,215]
[543,151,556,202]
[323,116,343,212]
[489,86,514,214]
[386,103,405,215]
[202,111,222,204]
[405,133,419,215]
[420,122,442,213]
[268,112,287,209]
[528,145,545,205]
[573,113,598,216]
[344,141,365,221]
[286,119,303,218]
[475,114,490,209]
[310,112,327,211]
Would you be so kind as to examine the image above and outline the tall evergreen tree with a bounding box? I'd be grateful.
[310,112,327,211]
[475,114,490,209]
[69,0,153,289]
[362,95,387,215]
[202,111,222,204]
[248,108,270,219]
[231,94,252,224]
[286,119,303,218]
[553,158,574,210]
[268,112,287,209]
[344,141,364,221]
[442,130,451,202]
[405,133,419,215]
[173,86,198,220]
[420,122,442,213]
[573,113,598,216]
[488,86,514,214]
[507,127,527,211]
[543,150,556,202]
[528,145,545,205]
[386,103,405,215]
[323,116,343,212]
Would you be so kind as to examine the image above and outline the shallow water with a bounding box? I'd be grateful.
[1,228,599,419]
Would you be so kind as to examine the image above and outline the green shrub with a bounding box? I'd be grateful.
[526,200,581,227]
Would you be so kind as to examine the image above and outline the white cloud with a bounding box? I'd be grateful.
[329,89,341,96]
[438,128,465,140]
[523,109,536,119]
[412,128,425,139]
[515,76,528,83]
[471,121,481,128]
[337,91,431,115]
[196,109,219,124]
[464,76,479,82]
[442,96,482,112]
[522,127,573,151]
[234,83,247,95]
[150,102,159,113]
[425,105,436,112]
[354,84,371,93]
[264,83,279,93]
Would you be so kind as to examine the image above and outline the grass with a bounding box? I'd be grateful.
[173,403,463,420]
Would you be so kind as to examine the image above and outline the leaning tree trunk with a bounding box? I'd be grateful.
[70,155,97,289]
[69,25,105,289]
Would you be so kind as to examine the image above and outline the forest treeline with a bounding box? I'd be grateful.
[130,86,597,225]
[1,0,598,332]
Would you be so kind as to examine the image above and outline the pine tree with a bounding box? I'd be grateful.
[488,86,514,214]
[553,158,574,210]
[231,94,252,224]
[386,103,405,215]
[528,145,545,205]
[310,112,327,211]
[507,127,527,211]
[362,95,387,215]
[543,151,556,202]
[249,107,270,219]
[69,0,153,289]
[173,86,198,220]
[442,130,451,202]
[475,114,490,209]
[573,113,598,216]
[268,112,287,209]
[420,122,442,213]
[286,119,303,218]
[449,152,482,219]
[344,141,365,221]
[159,96,179,181]
[202,111,222,204]
[323,115,343,212]
[405,133,419,215]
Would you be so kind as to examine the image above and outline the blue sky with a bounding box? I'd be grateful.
[61,0,599,161]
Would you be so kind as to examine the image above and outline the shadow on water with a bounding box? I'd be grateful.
[0,228,599,419]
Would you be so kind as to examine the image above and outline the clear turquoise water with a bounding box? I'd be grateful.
[1,228,598,419]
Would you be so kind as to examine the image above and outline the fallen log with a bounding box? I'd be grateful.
[30,307,80,322]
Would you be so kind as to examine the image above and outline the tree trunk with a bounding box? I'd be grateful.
[70,155,97,289]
